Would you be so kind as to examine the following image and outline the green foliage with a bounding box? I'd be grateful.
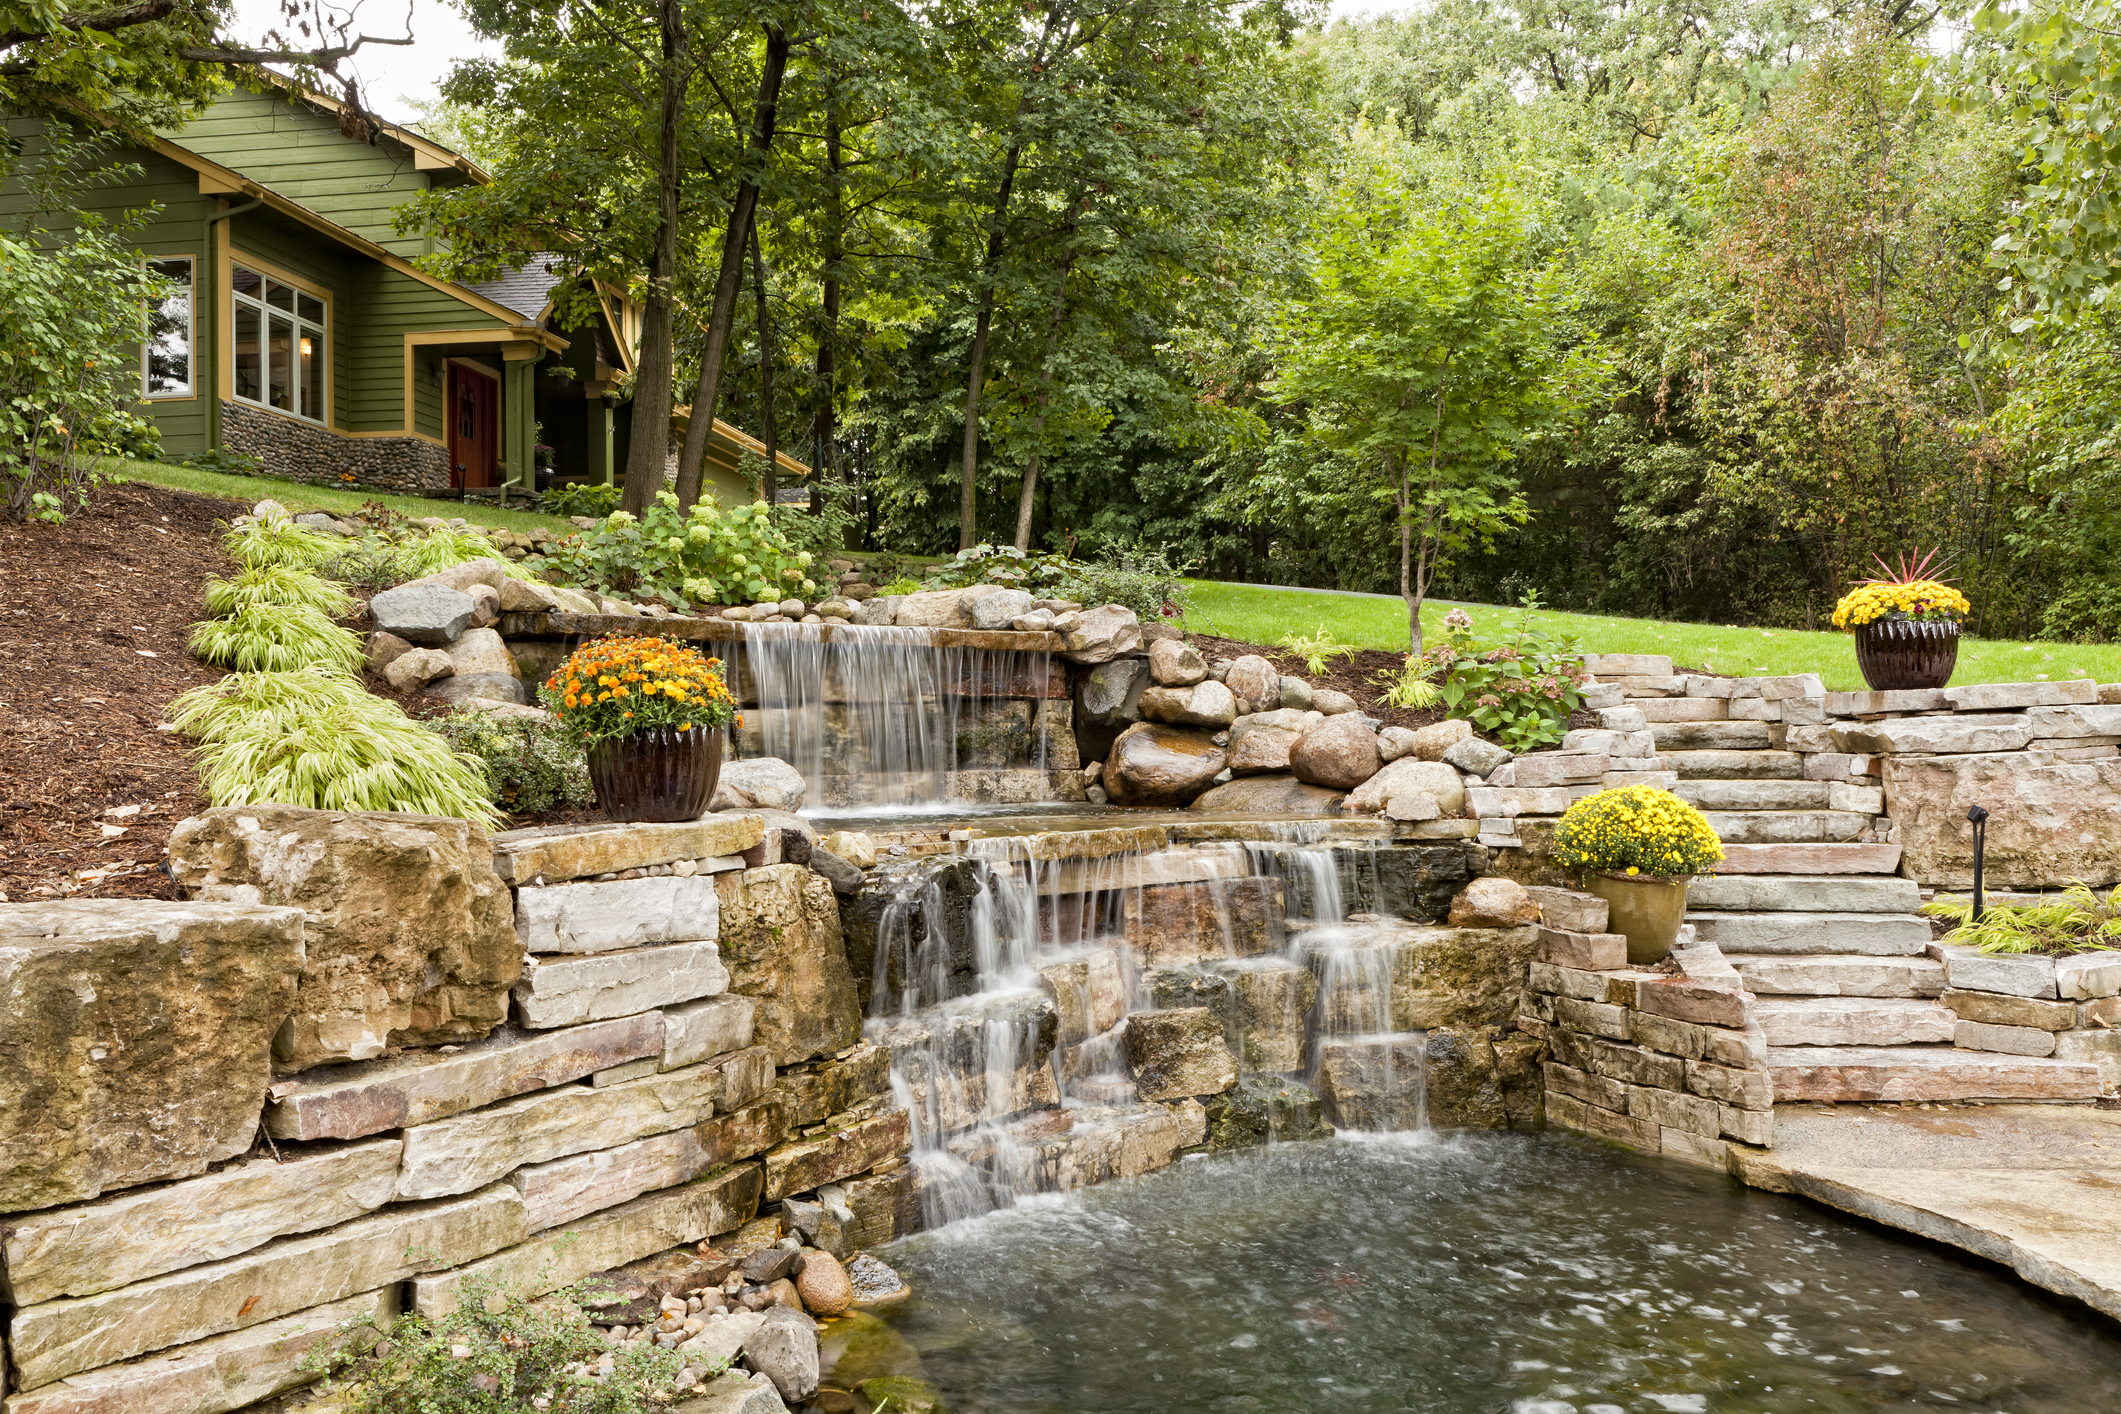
[188,603,365,675]
[1925,882,2121,956]
[1373,659,1443,710]
[202,566,355,619]
[312,1275,690,1413]
[1418,599,1586,751]
[318,538,423,592]
[430,709,595,816]
[170,670,502,828]
[223,515,342,572]
[1276,623,1356,676]
[920,542,1193,621]
[398,525,529,580]
[180,447,266,477]
[537,482,624,520]
[879,576,924,596]
[530,494,818,607]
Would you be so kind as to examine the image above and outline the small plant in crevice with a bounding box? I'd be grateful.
[1926,882,2121,956]
[1278,622,1355,676]
[432,708,595,816]
[1409,597,1587,751]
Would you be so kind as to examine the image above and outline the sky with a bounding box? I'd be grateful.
[230,0,1418,127]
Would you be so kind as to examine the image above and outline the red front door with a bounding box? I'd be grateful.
[447,363,500,488]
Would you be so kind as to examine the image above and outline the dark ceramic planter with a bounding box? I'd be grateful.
[1854,618,1961,692]
[586,727,723,823]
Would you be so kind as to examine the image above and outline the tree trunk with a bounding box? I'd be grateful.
[958,127,1029,550]
[619,0,687,515]
[673,24,790,511]
[1012,239,1078,551]
[1395,451,1419,656]
[810,80,842,518]
[750,221,777,503]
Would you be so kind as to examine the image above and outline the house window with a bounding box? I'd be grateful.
[143,256,192,397]
[231,262,326,423]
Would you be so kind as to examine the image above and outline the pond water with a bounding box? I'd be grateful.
[867,1131,2121,1414]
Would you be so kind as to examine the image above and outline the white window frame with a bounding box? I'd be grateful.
[141,254,195,399]
[230,260,329,425]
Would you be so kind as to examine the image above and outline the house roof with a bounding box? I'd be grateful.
[466,257,564,320]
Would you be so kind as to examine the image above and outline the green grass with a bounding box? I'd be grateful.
[1179,581,2121,692]
[102,457,577,536]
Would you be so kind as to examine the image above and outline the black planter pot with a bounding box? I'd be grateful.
[585,727,723,823]
[1854,618,1960,691]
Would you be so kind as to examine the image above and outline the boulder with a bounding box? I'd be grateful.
[1073,657,1150,764]
[891,589,969,628]
[400,559,512,595]
[715,865,862,1065]
[364,630,414,672]
[1279,676,1315,711]
[1313,688,1359,714]
[818,830,878,868]
[368,582,476,645]
[1200,1074,1331,1149]
[1377,726,1420,762]
[1104,722,1227,807]
[745,1303,823,1402]
[1139,679,1239,728]
[1148,637,1207,687]
[1224,655,1282,711]
[1345,757,1465,816]
[384,646,455,692]
[712,757,809,813]
[424,672,531,706]
[1315,1036,1425,1131]
[1190,777,1349,813]
[0,901,302,1212]
[1442,735,1512,777]
[1411,718,1474,761]
[1384,795,1440,821]
[796,1249,854,1315]
[1448,876,1540,928]
[1290,714,1382,789]
[466,582,501,627]
[498,577,562,613]
[1122,1007,1238,1101]
[442,626,523,679]
[1884,755,2121,888]
[1059,604,1142,664]
[963,587,1036,629]
[168,806,520,1070]
[811,847,864,895]
[855,595,901,626]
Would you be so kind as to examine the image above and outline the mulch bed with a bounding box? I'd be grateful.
[0,482,246,901]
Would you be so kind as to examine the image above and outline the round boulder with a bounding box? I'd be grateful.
[1139,680,1238,728]
[1411,718,1474,761]
[796,1249,854,1316]
[1105,722,1228,806]
[1344,757,1466,816]
[1376,726,1420,763]
[1289,714,1382,789]
[1148,637,1207,687]
[1447,876,1541,929]
[1224,655,1282,712]
[1279,676,1314,710]
[1313,688,1359,715]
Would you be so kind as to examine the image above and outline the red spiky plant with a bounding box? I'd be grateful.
[1860,548,1956,585]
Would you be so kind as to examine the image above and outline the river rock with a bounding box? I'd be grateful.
[1224,655,1282,711]
[1313,688,1359,714]
[0,901,301,1213]
[963,587,1036,629]
[1122,1006,1238,1100]
[441,625,522,679]
[1411,718,1473,760]
[795,1249,854,1315]
[1448,876,1539,928]
[1190,777,1349,813]
[744,1302,822,1401]
[368,582,475,645]
[888,589,968,628]
[383,645,455,692]
[1139,679,1238,728]
[1442,735,1513,777]
[168,805,520,1069]
[1105,722,1227,806]
[1280,676,1315,711]
[1147,637,1205,686]
[1884,754,2121,888]
[715,865,862,1065]
[1060,604,1142,664]
[1227,709,1319,776]
[364,630,413,673]
[709,757,808,813]
[1290,714,1383,788]
[1376,726,1420,762]
[424,671,531,706]
[1344,757,1465,816]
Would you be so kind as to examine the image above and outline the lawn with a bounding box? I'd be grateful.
[102,458,578,536]
[1179,580,2121,692]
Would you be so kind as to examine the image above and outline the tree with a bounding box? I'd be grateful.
[1271,146,1593,653]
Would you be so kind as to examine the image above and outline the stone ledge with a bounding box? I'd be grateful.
[493,817,766,884]
[497,611,1063,657]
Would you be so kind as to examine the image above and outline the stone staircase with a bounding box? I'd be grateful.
[1599,669,2102,1104]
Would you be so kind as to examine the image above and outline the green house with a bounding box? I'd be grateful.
[6,76,801,503]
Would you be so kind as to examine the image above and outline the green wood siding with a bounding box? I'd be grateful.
[347,265,511,437]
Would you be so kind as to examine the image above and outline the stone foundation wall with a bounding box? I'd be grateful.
[219,400,452,495]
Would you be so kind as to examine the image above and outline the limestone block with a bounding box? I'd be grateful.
[663,994,758,1069]
[9,1185,526,1389]
[2056,951,2121,1000]
[1885,755,2121,888]
[2084,996,2121,1027]
[513,940,729,1028]
[1544,1061,1628,1112]
[1509,753,1608,788]
[1945,680,2100,711]
[761,1111,912,1201]
[1766,1045,2100,1102]
[1465,785,1590,818]
[414,1164,764,1317]
[1524,886,1608,933]
[1942,988,2076,1030]
[1139,680,1239,728]
[1703,1021,1769,1069]
[1634,978,1748,1028]
[1546,1092,1659,1150]
[1627,1085,1720,1138]
[1315,1036,1427,1130]
[1833,714,2033,755]
[2053,1029,2121,1094]
[1345,758,1465,816]
[509,1096,790,1231]
[1122,1007,1238,1102]
[1629,1011,1706,1058]
[1,1140,400,1306]
[1546,1031,1686,1090]
[1585,653,1673,677]
[265,1013,664,1140]
[1937,943,2058,999]
[0,901,301,1213]
[0,1287,395,1414]
[714,865,861,1065]
[1685,1059,1772,1111]
[167,806,519,1068]
[1719,1104,1774,1147]
[1203,956,1318,1073]
[515,875,721,954]
[1733,955,1943,998]
[1953,1019,2056,1056]
[1560,728,1655,758]
[491,817,765,885]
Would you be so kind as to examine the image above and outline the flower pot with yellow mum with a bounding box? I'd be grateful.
[540,635,741,822]
[1553,786,1724,965]
[1831,550,1970,691]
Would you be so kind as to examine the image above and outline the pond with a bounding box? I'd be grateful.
[860,1130,2121,1414]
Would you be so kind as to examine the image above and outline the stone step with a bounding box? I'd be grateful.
[1754,997,1955,1046]
[1687,874,1924,913]
[1700,810,1871,845]
[1768,1045,2102,1102]
[1687,911,1932,956]
[1651,721,1775,751]
[1633,697,1730,723]
[1714,842,1903,875]
[1675,780,1829,811]
[1665,750,1804,781]
[1728,953,1946,998]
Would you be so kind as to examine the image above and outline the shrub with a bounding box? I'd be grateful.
[431,709,595,815]
[1553,786,1725,880]
[529,493,817,606]
[536,481,623,519]
[189,603,365,674]
[920,541,1193,620]
[1415,599,1585,750]
[318,537,422,591]
[202,565,355,619]
[879,575,924,596]
[540,636,740,747]
[1925,881,2121,956]
[223,514,342,571]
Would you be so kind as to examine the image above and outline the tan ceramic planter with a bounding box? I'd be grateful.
[1585,873,1691,965]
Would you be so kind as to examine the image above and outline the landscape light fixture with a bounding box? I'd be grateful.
[1966,804,1989,921]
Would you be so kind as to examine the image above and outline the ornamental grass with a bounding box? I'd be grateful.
[222,513,342,571]
[1925,881,2121,956]
[1553,785,1724,881]
[539,636,740,747]
[201,564,355,619]
[188,602,366,674]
